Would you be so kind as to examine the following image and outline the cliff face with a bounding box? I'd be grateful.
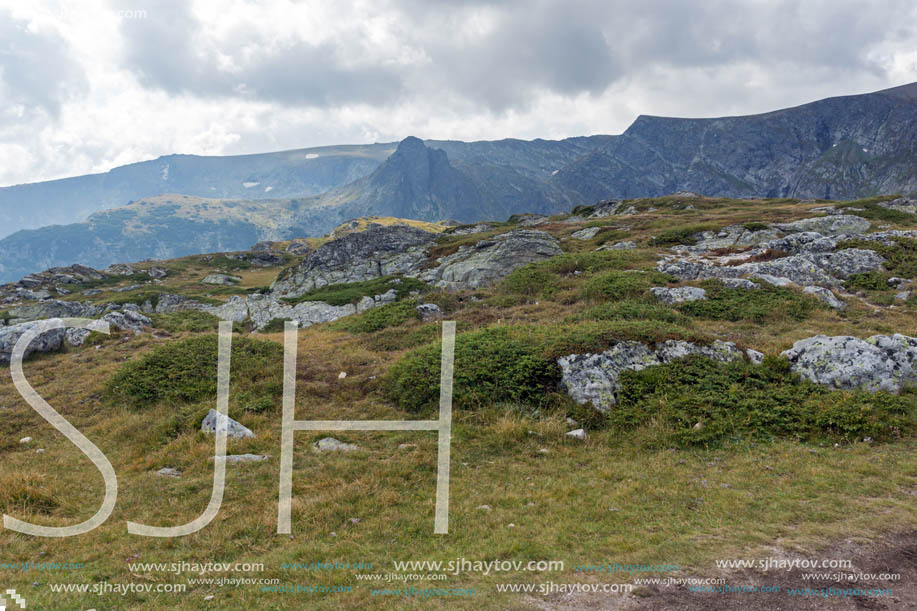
[556,82,917,200]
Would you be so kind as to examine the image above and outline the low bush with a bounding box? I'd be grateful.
[845,271,893,292]
[574,300,685,324]
[384,320,706,414]
[150,311,226,333]
[677,281,820,323]
[611,356,915,447]
[105,334,283,411]
[384,327,561,414]
[580,270,674,302]
[648,224,717,246]
[742,221,771,232]
[333,301,420,333]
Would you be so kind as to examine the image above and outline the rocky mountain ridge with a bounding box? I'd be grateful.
[1,83,914,282]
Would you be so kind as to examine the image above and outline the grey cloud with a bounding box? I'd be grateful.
[0,11,87,118]
[119,0,915,113]
[118,2,403,106]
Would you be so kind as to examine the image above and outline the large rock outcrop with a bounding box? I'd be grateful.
[0,319,67,364]
[272,225,435,297]
[781,334,917,393]
[420,230,562,290]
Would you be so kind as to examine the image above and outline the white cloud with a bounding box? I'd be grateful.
[0,0,913,186]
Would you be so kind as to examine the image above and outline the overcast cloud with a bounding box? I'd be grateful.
[0,0,914,186]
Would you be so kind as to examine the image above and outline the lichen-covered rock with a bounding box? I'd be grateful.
[658,248,884,287]
[313,437,360,452]
[650,286,706,304]
[774,214,870,235]
[421,230,562,290]
[416,303,442,321]
[685,224,780,251]
[202,273,241,285]
[761,232,837,254]
[272,225,435,297]
[802,286,846,310]
[781,334,917,393]
[0,319,67,364]
[720,278,760,290]
[8,300,104,323]
[571,227,601,240]
[558,340,746,412]
[878,198,917,214]
[597,240,637,251]
[201,409,254,439]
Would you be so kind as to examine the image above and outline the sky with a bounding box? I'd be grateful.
[0,0,914,187]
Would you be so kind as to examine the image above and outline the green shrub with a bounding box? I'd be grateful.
[283,276,427,306]
[500,265,558,297]
[580,271,673,301]
[105,334,283,411]
[835,200,916,224]
[845,271,892,292]
[677,281,820,322]
[574,301,685,324]
[259,318,289,333]
[333,301,420,333]
[648,224,717,246]
[742,221,771,232]
[150,311,226,333]
[384,327,561,414]
[611,356,915,447]
[0,310,9,324]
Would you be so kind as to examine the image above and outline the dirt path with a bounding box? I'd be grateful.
[529,531,917,610]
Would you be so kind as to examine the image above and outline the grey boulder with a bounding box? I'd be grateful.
[650,286,706,305]
[0,319,67,364]
[781,334,917,393]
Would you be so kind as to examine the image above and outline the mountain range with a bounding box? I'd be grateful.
[0,82,914,283]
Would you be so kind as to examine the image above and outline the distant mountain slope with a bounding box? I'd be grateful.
[1,83,914,282]
[553,82,917,201]
[0,144,394,238]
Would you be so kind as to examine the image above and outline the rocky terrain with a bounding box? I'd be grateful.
[2,83,915,282]
[0,192,915,609]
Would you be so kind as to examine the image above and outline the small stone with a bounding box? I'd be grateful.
[571,226,601,240]
[398,443,417,450]
[746,349,765,364]
[566,429,587,441]
[35,448,45,454]
[204,595,215,601]
[214,454,269,464]
[803,286,846,310]
[349,518,361,525]
[329,532,337,537]
[507,523,515,528]
[313,437,360,452]
[156,467,181,478]
[476,505,492,512]
[200,409,254,439]
[338,371,347,379]
[19,437,32,444]
[537,448,549,454]
[863,437,873,443]
[693,422,704,430]
[565,417,579,427]
[416,303,443,321]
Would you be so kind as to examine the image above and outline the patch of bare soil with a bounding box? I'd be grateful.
[529,531,917,610]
